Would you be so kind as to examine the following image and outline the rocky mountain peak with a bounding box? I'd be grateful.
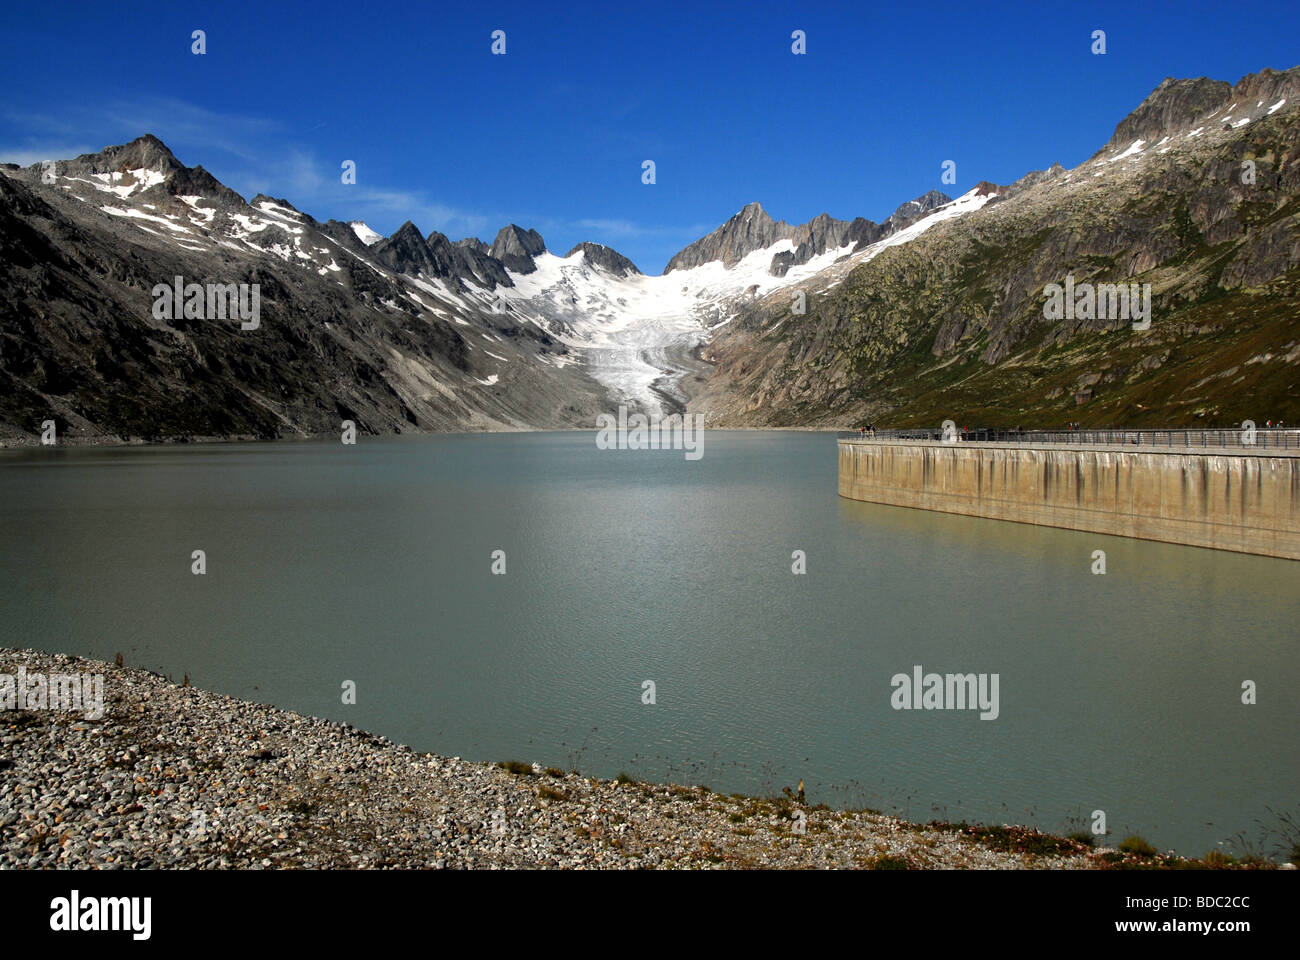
[425,230,486,282]
[1102,76,1233,153]
[883,191,951,231]
[490,224,546,274]
[664,201,794,273]
[250,194,303,213]
[424,229,461,257]
[66,134,186,180]
[1229,65,1300,107]
[564,241,641,277]
[390,220,426,244]
[12,133,247,209]
[104,133,181,167]
[491,224,546,257]
[372,221,436,276]
[1097,67,1298,159]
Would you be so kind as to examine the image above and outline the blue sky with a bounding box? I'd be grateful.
[1,0,1296,273]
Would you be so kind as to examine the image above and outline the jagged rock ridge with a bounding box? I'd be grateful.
[664,191,956,278]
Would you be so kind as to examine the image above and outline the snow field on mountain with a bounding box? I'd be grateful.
[487,188,997,410]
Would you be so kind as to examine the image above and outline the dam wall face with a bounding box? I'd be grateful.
[837,440,1300,560]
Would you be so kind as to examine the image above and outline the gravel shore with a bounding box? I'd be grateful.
[0,647,1248,870]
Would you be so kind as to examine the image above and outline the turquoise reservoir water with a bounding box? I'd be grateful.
[1,431,1295,857]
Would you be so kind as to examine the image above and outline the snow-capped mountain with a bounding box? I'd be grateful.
[2,64,1297,443]
[0,133,999,435]
[0,135,604,440]
[489,189,996,410]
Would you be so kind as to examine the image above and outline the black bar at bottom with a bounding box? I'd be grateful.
[0,868,1283,947]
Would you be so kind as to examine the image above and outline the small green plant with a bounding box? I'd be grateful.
[498,760,533,776]
[538,785,567,802]
[1118,835,1159,856]
[1067,831,1094,847]
[544,767,565,778]
[1258,806,1300,866]
[869,856,914,870]
[1204,849,1237,867]
[615,771,635,785]
[940,821,1081,857]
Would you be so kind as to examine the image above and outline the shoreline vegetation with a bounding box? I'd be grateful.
[2,647,1285,870]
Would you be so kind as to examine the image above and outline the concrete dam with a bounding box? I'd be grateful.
[837,431,1300,560]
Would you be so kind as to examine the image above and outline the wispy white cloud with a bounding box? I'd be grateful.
[573,218,713,239]
[98,97,283,164]
[5,98,282,166]
[286,151,325,197]
[291,166,495,238]
[0,143,96,166]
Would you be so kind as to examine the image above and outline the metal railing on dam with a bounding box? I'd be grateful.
[838,427,1300,454]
